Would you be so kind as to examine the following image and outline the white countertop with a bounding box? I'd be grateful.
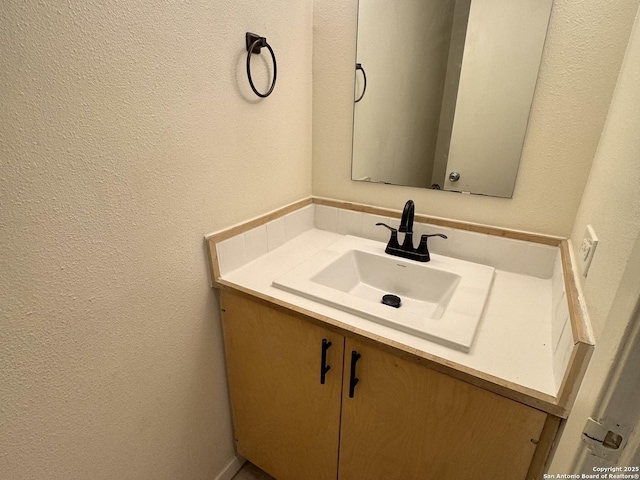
[222,228,557,397]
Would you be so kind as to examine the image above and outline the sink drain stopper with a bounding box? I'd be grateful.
[381,294,401,308]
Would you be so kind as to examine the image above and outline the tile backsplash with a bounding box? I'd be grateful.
[217,205,315,276]
[217,203,561,279]
[551,251,572,389]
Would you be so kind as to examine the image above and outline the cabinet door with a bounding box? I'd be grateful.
[221,291,344,480]
[339,338,547,480]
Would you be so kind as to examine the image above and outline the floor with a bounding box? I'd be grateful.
[231,462,276,480]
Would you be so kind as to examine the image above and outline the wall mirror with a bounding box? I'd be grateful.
[351,0,554,198]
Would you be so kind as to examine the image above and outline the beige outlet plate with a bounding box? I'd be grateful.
[579,225,598,277]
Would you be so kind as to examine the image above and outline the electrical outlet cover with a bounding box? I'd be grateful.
[579,225,598,276]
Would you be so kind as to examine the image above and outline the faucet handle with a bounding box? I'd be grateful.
[375,223,401,249]
[416,233,448,257]
[424,233,448,239]
[376,222,397,232]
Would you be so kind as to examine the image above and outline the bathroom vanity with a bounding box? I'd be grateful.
[205,198,594,480]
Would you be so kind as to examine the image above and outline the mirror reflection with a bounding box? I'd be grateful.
[352,0,554,198]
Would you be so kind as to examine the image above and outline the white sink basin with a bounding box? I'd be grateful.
[272,236,495,351]
[312,249,460,320]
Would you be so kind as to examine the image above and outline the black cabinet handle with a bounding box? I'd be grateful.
[349,350,361,398]
[320,339,332,385]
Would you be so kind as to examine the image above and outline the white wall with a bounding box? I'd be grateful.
[549,6,640,472]
[0,1,312,479]
[313,0,640,237]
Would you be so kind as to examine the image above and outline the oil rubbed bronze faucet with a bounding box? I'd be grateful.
[376,200,447,262]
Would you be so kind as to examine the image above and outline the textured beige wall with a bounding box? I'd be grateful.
[549,7,640,472]
[568,30,640,338]
[313,0,640,237]
[0,1,312,479]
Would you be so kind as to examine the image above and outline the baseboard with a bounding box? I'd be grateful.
[214,455,245,480]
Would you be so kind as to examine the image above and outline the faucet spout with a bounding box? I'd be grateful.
[399,200,415,251]
[399,200,414,233]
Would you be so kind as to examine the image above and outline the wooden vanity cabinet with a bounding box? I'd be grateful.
[221,291,551,480]
[339,338,547,479]
[221,291,344,480]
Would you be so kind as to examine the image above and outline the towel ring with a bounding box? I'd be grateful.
[355,63,367,103]
[246,32,277,98]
